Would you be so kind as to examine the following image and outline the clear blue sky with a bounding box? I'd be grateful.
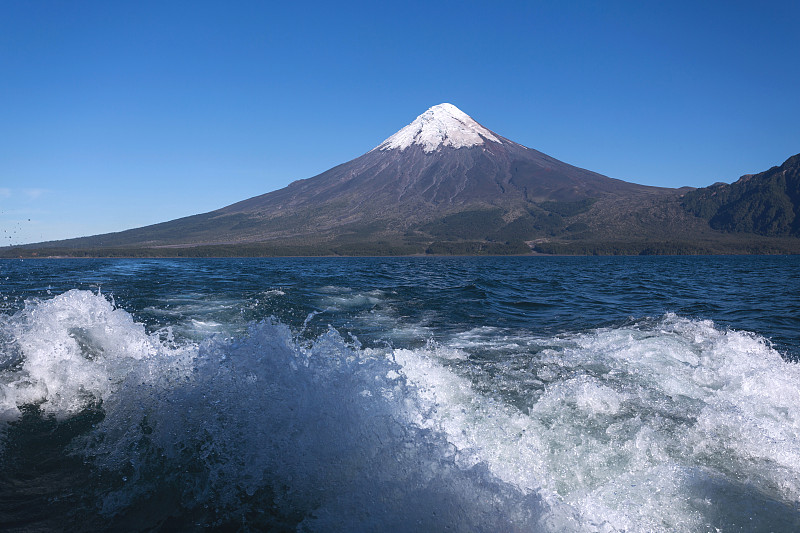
[2,0,799,245]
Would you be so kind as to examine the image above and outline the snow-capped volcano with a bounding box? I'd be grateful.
[375,103,501,152]
[217,101,657,217]
[26,103,678,254]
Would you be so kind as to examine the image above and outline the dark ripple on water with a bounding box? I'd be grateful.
[1,255,800,530]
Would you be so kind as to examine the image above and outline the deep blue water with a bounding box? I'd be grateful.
[0,256,799,531]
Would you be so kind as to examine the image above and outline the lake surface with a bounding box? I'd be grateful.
[1,256,799,531]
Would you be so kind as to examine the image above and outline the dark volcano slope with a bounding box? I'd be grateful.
[5,105,798,256]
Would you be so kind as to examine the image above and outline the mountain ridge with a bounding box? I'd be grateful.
[682,153,800,237]
[4,104,800,257]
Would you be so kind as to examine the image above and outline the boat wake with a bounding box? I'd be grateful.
[1,290,799,531]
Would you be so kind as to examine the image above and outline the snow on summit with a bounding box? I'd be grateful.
[375,103,501,153]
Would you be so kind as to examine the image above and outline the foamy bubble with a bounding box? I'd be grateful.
[0,290,195,420]
[394,314,800,531]
[2,293,799,530]
[68,311,547,530]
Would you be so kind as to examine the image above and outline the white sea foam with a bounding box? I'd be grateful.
[263,289,286,297]
[1,293,799,530]
[0,291,543,529]
[393,314,800,531]
[317,286,386,309]
[0,290,195,421]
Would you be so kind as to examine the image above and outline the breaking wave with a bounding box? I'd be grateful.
[1,290,799,531]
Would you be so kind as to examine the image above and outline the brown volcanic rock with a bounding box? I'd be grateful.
[9,103,684,253]
[223,104,662,217]
[205,103,672,246]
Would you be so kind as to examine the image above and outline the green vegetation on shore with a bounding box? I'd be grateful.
[4,234,800,259]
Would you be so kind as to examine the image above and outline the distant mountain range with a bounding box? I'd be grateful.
[4,104,800,257]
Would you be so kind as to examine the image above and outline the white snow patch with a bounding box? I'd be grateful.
[374,103,501,153]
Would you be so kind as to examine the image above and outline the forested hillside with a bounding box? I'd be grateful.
[682,154,800,236]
